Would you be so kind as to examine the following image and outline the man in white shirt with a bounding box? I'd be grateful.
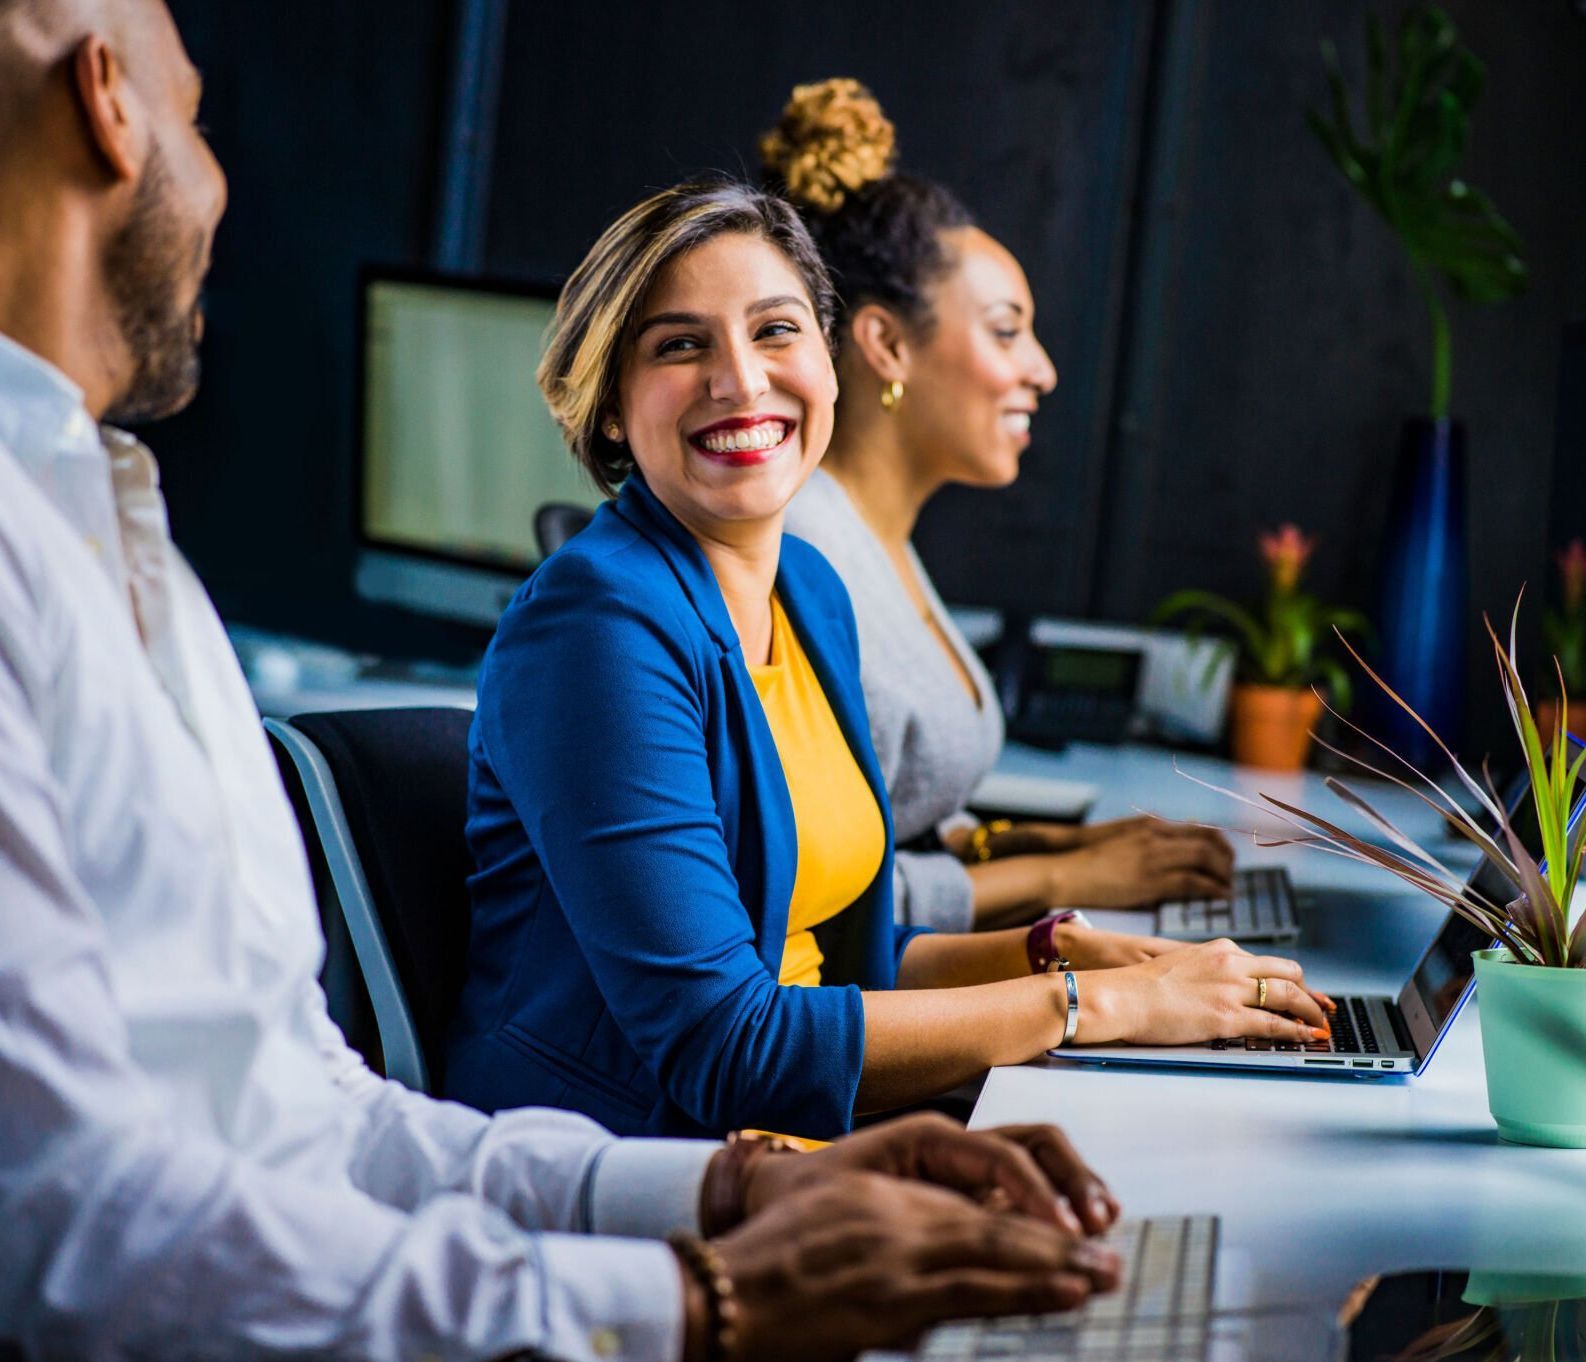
[0,1,1122,1359]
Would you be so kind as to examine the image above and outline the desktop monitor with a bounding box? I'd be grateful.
[354,268,605,628]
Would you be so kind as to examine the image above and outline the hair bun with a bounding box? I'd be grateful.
[759,78,896,214]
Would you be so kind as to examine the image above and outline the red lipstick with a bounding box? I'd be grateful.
[687,415,798,467]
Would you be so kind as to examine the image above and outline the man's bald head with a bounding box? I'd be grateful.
[0,0,176,164]
[0,0,225,423]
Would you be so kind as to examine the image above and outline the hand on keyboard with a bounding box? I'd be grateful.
[712,1172,1121,1362]
[1073,939,1336,1046]
[742,1111,1121,1239]
[1040,820,1235,909]
[707,1173,1116,1362]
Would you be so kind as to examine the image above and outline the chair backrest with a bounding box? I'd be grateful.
[534,501,595,558]
[268,706,475,1092]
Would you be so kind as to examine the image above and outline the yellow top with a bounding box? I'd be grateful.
[749,595,886,987]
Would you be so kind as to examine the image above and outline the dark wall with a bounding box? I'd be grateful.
[156,1,1586,743]
[486,0,1159,618]
[1087,1,1586,725]
[156,0,466,656]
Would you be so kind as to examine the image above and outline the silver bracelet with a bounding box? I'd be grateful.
[1059,970,1080,1047]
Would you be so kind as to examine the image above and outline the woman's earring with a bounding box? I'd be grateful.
[880,380,905,412]
[604,421,623,442]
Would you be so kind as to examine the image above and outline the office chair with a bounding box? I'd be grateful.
[533,501,595,557]
[265,707,475,1094]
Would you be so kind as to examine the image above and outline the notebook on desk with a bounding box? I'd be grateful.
[1055,768,1575,1080]
[968,770,1101,823]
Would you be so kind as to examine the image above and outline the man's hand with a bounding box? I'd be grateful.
[741,1112,1120,1238]
[708,1172,1120,1362]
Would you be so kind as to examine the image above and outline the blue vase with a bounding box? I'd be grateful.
[1369,417,1468,767]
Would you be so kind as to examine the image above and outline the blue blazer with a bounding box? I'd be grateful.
[446,475,926,1138]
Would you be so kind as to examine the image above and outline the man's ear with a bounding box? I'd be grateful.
[847,303,913,385]
[70,34,144,184]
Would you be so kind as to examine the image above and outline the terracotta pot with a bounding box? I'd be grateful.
[1229,684,1324,771]
[1535,697,1584,747]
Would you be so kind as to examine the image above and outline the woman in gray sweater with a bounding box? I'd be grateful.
[772,81,1234,935]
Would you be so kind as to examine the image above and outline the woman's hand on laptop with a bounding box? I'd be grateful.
[1077,939,1335,1046]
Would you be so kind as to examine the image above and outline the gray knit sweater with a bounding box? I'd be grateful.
[785,469,1003,932]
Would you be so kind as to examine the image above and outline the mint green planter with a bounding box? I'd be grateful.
[1474,948,1586,1148]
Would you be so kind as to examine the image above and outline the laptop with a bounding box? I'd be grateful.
[1056,768,1577,1078]
[1153,866,1299,944]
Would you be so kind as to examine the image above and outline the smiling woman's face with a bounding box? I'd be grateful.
[613,231,838,540]
[895,226,1058,489]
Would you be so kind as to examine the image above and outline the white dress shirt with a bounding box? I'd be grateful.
[0,329,716,1362]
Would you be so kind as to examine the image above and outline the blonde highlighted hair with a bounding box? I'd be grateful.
[537,179,837,496]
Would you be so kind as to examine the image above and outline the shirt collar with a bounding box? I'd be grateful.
[0,328,99,470]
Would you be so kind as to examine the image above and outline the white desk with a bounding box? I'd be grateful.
[995,737,1470,846]
[975,742,1586,1315]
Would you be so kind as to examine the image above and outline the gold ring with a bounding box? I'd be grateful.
[1256,977,1269,1010]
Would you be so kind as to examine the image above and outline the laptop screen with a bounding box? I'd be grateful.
[1404,766,1571,1038]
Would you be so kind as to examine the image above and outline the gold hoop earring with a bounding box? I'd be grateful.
[880,380,904,411]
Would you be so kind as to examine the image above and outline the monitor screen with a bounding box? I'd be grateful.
[359,274,603,579]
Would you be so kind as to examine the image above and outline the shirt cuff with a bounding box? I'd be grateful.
[938,811,978,838]
[532,1233,686,1362]
[585,1138,719,1239]
[893,849,976,932]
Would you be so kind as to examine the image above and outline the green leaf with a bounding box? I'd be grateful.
[1315,657,1354,714]
[1308,108,1371,190]
[1446,48,1485,115]
[1151,590,1269,665]
[1321,39,1362,159]
[1311,3,1527,410]
[1366,15,1388,139]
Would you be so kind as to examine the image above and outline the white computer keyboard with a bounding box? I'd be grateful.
[1155,869,1299,943]
[908,1215,1220,1362]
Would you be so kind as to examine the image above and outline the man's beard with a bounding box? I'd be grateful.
[103,143,208,427]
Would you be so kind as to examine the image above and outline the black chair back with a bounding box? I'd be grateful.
[288,707,475,1086]
[534,501,596,558]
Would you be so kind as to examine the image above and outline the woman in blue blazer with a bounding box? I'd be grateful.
[446,180,1330,1139]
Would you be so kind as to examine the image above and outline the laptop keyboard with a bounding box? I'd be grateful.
[913,1216,1219,1361]
[1324,996,1380,1054]
[1210,995,1386,1055]
[1155,868,1297,941]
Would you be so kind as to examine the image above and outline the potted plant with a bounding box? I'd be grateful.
[1538,539,1586,745]
[1153,524,1369,771]
[1394,1272,1586,1361]
[1201,600,1586,1147]
[1309,4,1528,767]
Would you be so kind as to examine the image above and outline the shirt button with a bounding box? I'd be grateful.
[590,1327,621,1357]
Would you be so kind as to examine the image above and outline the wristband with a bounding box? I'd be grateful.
[1025,909,1086,974]
[1058,970,1080,1047]
[669,1233,740,1362]
[699,1130,802,1236]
